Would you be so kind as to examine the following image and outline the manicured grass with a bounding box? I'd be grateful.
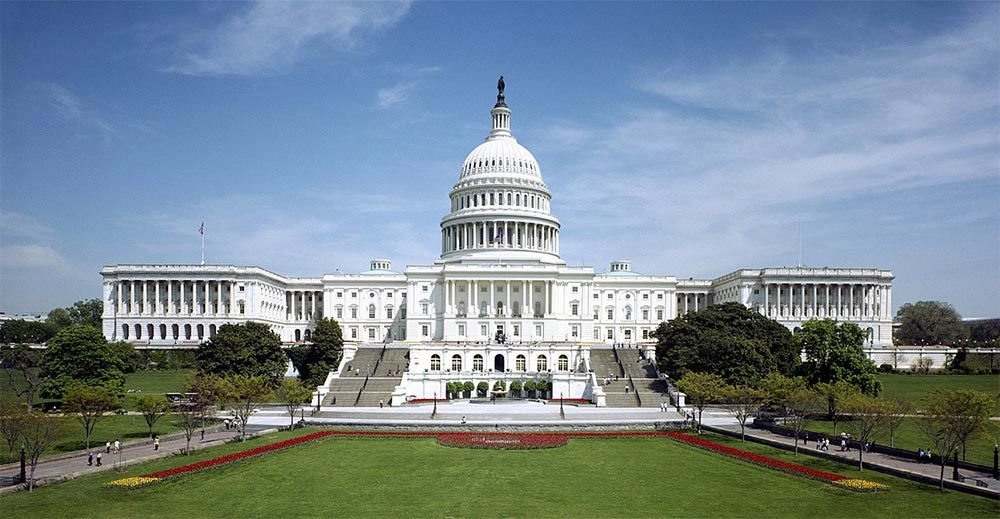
[123,370,193,410]
[2,430,995,518]
[808,418,1000,467]
[0,414,185,463]
[877,374,1000,414]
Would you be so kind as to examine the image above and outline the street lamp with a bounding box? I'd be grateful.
[432,392,437,419]
[560,392,565,419]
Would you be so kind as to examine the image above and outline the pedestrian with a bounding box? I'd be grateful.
[917,448,924,462]
[105,441,111,454]
[840,438,846,451]
[154,437,160,451]
[114,439,121,453]
[461,416,467,425]
[96,452,102,466]
[224,419,230,430]
[379,399,384,409]
[87,451,94,466]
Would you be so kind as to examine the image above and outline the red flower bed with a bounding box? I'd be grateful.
[405,398,449,404]
[437,432,568,450]
[663,431,847,483]
[547,398,592,404]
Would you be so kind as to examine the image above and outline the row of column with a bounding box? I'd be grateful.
[442,221,558,254]
[678,293,709,315]
[762,283,889,320]
[115,280,239,317]
[443,279,554,318]
[286,290,322,322]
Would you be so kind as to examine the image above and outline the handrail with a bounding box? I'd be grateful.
[611,345,625,377]
[372,342,388,376]
[628,374,641,407]
[354,375,369,406]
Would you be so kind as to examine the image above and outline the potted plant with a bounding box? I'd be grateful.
[476,381,489,398]
[536,380,549,399]
[463,381,474,398]
[509,380,522,399]
[523,380,536,399]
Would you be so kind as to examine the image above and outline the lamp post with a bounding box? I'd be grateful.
[560,392,565,419]
[993,444,998,479]
[432,392,437,419]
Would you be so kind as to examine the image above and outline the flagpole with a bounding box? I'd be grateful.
[200,224,205,265]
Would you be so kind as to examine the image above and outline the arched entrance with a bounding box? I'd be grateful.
[493,353,505,372]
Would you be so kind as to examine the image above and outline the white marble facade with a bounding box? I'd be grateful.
[101,83,894,350]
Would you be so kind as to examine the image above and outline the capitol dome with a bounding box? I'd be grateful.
[439,77,562,265]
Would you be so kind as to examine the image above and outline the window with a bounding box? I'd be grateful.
[535,324,542,336]
[351,327,357,339]
[642,309,649,320]
[351,307,358,319]
[513,324,519,336]
[368,328,376,340]
[607,329,614,340]
[558,355,569,371]
[239,285,245,292]
[515,354,526,372]
[656,309,664,320]
[625,307,632,320]
[421,324,429,337]
[386,307,393,319]
[657,294,663,300]
[594,307,600,320]
[571,286,578,293]
[642,329,650,340]
[430,354,441,371]
[607,293,613,299]
[336,307,343,319]
[593,293,599,299]
[421,302,429,315]
[473,354,484,371]
[593,328,599,339]
[537,355,548,372]
[643,293,648,300]
[239,302,245,315]
[369,292,375,298]
[451,355,462,372]
[422,285,428,293]
[607,309,614,320]
[336,291,342,298]
[368,304,376,319]
[480,324,488,336]
[571,325,579,338]
[571,303,578,316]
[351,292,357,298]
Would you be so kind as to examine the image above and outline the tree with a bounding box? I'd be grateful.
[895,301,967,346]
[63,383,119,450]
[677,372,726,433]
[274,378,313,428]
[841,394,889,470]
[218,375,271,442]
[67,299,104,329]
[0,397,23,463]
[289,318,344,387]
[40,325,126,399]
[882,397,911,448]
[135,395,171,439]
[0,319,55,344]
[462,381,474,398]
[535,380,550,399]
[478,381,490,398]
[20,413,69,492]
[1,344,43,412]
[185,374,220,447]
[174,406,201,456]
[917,389,992,491]
[812,380,860,434]
[762,373,807,417]
[46,307,73,331]
[785,388,823,455]
[520,380,533,398]
[725,385,767,441]
[108,341,142,374]
[197,322,287,384]
[795,319,881,396]
[509,380,522,398]
[654,302,799,386]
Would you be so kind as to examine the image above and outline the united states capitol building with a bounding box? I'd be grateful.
[101,80,894,404]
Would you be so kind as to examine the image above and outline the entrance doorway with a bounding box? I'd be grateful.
[494,354,505,372]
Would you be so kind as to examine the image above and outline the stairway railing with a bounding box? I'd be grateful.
[354,375,369,406]
[627,374,641,407]
[611,345,625,377]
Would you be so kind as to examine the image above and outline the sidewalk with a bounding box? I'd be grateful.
[0,424,273,494]
[710,422,1000,497]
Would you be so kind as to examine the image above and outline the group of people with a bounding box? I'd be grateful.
[223,418,240,433]
[916,448,935,463]
[602,374,620,385]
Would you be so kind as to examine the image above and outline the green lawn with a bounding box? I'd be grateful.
[2,430,996,518]
[877,374,1000,414]
[0,414,184,464]
[123,370,193,410]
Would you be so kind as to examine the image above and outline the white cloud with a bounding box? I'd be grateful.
[168,1,412,76]
[376,81,417,108]
[36,82,156,142]
[0,211,53,240]
[0,244,72,271]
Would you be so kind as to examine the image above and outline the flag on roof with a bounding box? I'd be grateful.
[199,222,204,235]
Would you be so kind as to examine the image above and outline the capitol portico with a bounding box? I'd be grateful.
[100,78,894,403]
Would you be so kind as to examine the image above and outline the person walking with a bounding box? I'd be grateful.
[379,399,384,409]
[96,452,102,466]
[154,437,160,451]
[200,429,205,442]
[105,441,111,454]
[114,439,121,454]
[87,451,94,466]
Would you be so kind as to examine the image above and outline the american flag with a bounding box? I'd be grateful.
[491,233,502,245]
[198,222,204,235]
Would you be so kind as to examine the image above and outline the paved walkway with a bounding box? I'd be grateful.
[711,421,1000,495]
[0,424,273,493]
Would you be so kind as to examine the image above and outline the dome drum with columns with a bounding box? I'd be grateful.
[99,77,894,405]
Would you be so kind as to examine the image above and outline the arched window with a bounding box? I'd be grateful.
[558,354,569,371]
[480,301,488,317]
[368,304,376,319]
[135,324,142,340]
[473,354,484,371]
[295,329,302,342]
[147,324,154,339]
[534,301,542,317]
[512,301,520,317]
[184,324,192,340]
[625,306,632,320]
[196,324,204,340]
[430,354,441,371]
[209,324,216,337]
[159,324,167,339]
[496,301,504,316]
[536,355,548,372]
[515,354,526,372]
[304,329,312,341]
[451,354,462,372]
[122,324,129,339]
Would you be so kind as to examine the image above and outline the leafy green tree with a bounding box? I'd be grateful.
[841,394,889,470]
[883,397,910,448]
[462,381,474,397]
[895,301,967,346]
[288,318,344,387]
[67,299,104,329]
[677,372,726,433]
[40,326,126,399]
[46,307,73,331]
[761,373,807,416]
[135,394,171,439]
[0,397,24,463]
[535,380,550,399]
[724,385,767,441]
[1,344,43,412]
[509,380,522,398]
[274,378,313,428]
[63,383,119,450]
[185,373,220,441]
[196,322,286,384]
[0,319,55,344]
[918,389,994,490]
[654,302,798,386]
[813,380,860,433]
[785,388,823,455]
[218,374,272,442]
[795,319,881,396]
[108,340,142,373]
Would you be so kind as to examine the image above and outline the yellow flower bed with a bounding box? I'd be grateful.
[832,479,889,492]
[105,476,161,489]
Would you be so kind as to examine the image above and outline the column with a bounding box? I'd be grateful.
[153,282,160,315]
[526,280,533,317]
[800,284,805,318]
[471,280,477,315]
[849,285,854,318]
[547,280,553,315]
[505,281,511,317]
[763,283,769,316]
[116,281,123,316]
[216,282,222,316]
[824,285,830,317]
[166,281,172,315]
[489,281,495,316]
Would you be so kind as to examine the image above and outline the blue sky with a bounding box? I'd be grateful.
[1,1,997,318]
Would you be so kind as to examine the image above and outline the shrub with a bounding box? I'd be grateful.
[476,381,488,398]
[462,381,474,397]
[877,363,896,374]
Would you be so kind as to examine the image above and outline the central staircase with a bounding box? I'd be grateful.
[591,347,669,408]
[322,344,408,407]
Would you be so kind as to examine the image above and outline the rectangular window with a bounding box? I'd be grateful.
[607,309,614,320]
[754,289,760,294]
[657,309,664,320]
[421,325,429,337]
[607,293,613,299]
[535,324,542,336]
[571,286,578,293]
[351,292,357,298]
[351,308,358,319]
[642,293,648,300]
[422,285,428,292]
[642,329,650,340]
[593,309,599,320]
[458,324,465,336]
[239,285,245,292]
[593,293,599,299]
[368,328,376,339]
[386,308,393,319]
[513,324,520,336]
[421,302,429,315]
[642,309,649,320]
[607,329,614,339]
[336,291,342,298]
[657,294,663,300]
[571,326,579,338]
[571,303,578,316]
[336,308,343,319]
[593,328,599,339]
[480,324,488,336]
[351,327,357,339]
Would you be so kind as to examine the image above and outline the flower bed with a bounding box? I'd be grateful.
[547,398,592,404]
[405,398,450,404]
[832,479,890,492]
[437,433,568,450]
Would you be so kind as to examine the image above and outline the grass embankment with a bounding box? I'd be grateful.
[2,431,996,518]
